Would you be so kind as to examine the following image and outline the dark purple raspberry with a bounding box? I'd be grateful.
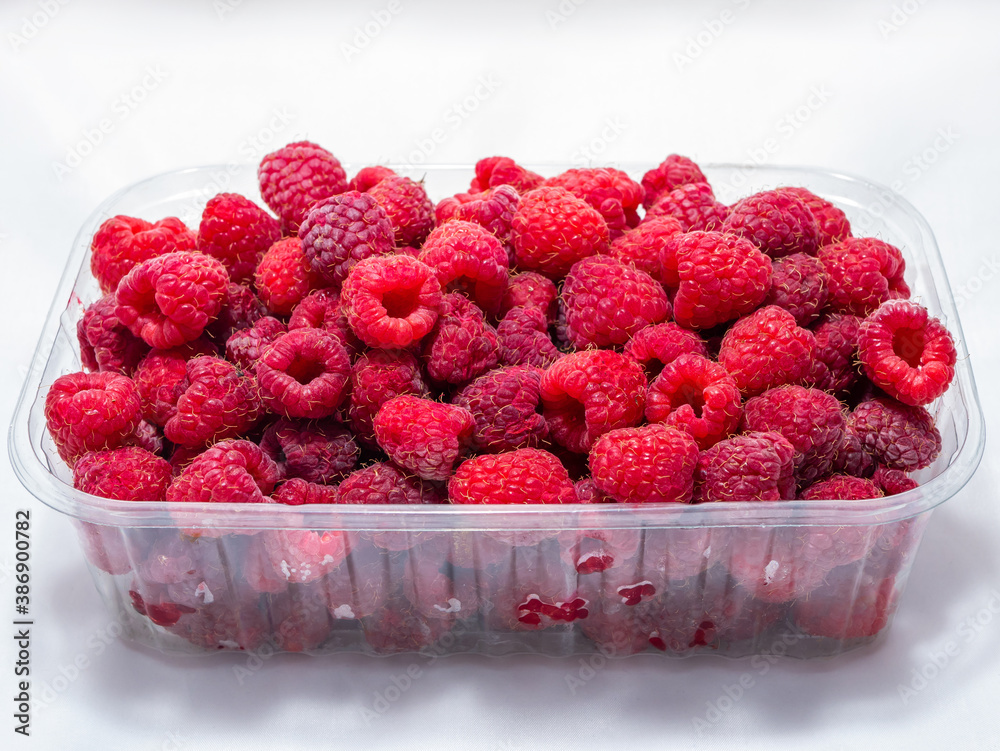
[496,306,561,368]
[451,365,548,452]
[721,188,821,258]
[695,431,796,503]
[847,397,942,472]
[77,294,149,375]
[224,316,286,370]
[804,313,863,394]
[764,252,829,326]
[421,293,499,386]
[260,418,360,485]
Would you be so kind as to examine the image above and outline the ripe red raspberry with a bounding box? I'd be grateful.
[260,528,348,584]
[338,461,445,505]
[373,395,475,481]
[132,339,218,426]
[721,188,821,258]
[781,186,851,246]
[341,254,443,348]
[718,306,817,396]
[496,306,561,369]
[694,431,796,503]
[644,182,729,232]
[197,192,281,284]
[73,446,173,502]
[452,365,548,452]
[421,293,499,385]
[115,251,229,349]
[255,328,351,419]
[77,293,148,375]
[743,385,846,487]
[872,466,918,496]
[847,397,941,471]
[260,418,359,485]
[499,271,558,319]
[803,313,862,393]
[640,154,709,209]
[367,175,435,248]
[347,349,429,448]
[224,316,286,370]
[590,424,698,503]
[857,299,956,406]
[540,349,646,454]
[45,371,141,465]
[546,167,644,237]
[257,140,348,231]
[606,216,684,283]
[298,191,396,287]
[623,322,708,380]
[819,237,910,316]
[562,256,670,348]
[164,356,263,448]
[418,220,509,317]
[348,165,397,192]
[449,448,577,504]
[205,283,266,345]
[645,353,742,449]
[511,186,610,279]
[448,184,520,263]
[469,156,544,194]
[661,231,772,330]
[287,287,359,354]
[763,252,829,326]
[166,439,280,505]
[435,191,477,224]
[90,215,197,294]
[271,478,340,505]
[800,475,882,501]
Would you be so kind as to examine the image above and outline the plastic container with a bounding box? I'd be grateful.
[9,163,984,659]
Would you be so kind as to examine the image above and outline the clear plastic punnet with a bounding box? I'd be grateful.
[9,163,984,659]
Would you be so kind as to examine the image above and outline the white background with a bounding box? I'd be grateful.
[2,1,999,749]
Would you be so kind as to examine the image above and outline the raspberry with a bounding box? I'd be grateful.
[164,356,263,448]
[640,154,709,209]
[287,287,359,354]
[574,477,610,504]
[781,186,851,246]
[130,419,164,456]
[271,478,340,505]
[77,293,148,375]
[205,283,266,345]
[338,461,445,505]
[373,395,475,481]
[606,216,684,283]
[367,175,435,248]
[819,237,910,316]
[348,165,397,192]
[872,466,918,496]
[115,251,229,349]
[362,600,453,654]
[90,215,197,294]
[322,541,392,619]
[831,427,877,478]
[717,306,817,396]
[403,543,482,621]
[166,600,268,651]
[483,553,584,631]
[265,582,333,651]
[45,371,141,465]
[496,306,561,368]
[723,528,838,603]
[622,322,708,380]
[847,397,941,471]
[545,167,643,237]
[694,431,796,503]
[449,448,577,504]
[803,313,862,393]
[257,140,348,231]
[469,156,544,194]
[260,528,348,584]
[644,182,729,232]
[661,231,772,330]
[434,191,476,224]
[197,192,281,284]
[857,299,956,406]
[742,385,846,487]
[449,184,520,263]
[422,293,499,385]
[499,271,558,319]
[299,191,395,286]
[255,328,351,419]
[133,339,220,427]
[763,252,829,326]
[645,353,742,449]
[451,365,548,452]
[73,446,173,502]
[721,188,821,258]
[800,475,882,501]
[511,186,610,279]
[590,424,698,503]
[418,220,508,316]
[260,418,359,484]
[341,254,443,349]
[562,256,670,348]
[558,525,642,574]
[166,439,280,505]
[224,316,286,370]
[793,565,894,640]
[540,349,646,454]
[347,349,429,447]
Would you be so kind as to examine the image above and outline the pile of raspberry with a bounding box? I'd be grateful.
[46,143,958,655]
